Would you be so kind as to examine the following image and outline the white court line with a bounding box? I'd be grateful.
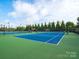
[57,34,65,46]
[46,33,60,43]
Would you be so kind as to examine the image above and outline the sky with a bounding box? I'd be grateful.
[0,0,79,27]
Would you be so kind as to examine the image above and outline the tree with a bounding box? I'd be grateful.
[56,21,61,31]
[51,22,55,31]
[48,22,51,31]
[77,17,79,28]
[16,26,25,31]
[40,23,44,31]
[75,17,79,34]
[37,24,41,31]
[66,22,75,32]
[25,25,31,31]
[60,21,65,31]
[34,24,37,29]
[44,22,48,31]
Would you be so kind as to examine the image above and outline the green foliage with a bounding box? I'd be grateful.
[66,22,75,32]
[40,23,44,31]
[56,21,61,31]
[51,22,55,31]
[0,20,78,32]
[37,24,41,31]
[44,22,48,31]
[60,21,65,31]
[16,26,25,31]
[25,25,31,31]
[77,17,79,28]
[74,17,79,34]
[47,22,51,31]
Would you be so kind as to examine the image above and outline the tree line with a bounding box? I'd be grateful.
[22,21,75,32]
[0,17,79,33]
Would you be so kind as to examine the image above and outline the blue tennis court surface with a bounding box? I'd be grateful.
[16,32,64,44]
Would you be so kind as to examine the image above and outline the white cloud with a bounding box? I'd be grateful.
[8,0,79,26]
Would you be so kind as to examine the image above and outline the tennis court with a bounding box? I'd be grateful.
[16,32,64,44]
[0,32,79,59]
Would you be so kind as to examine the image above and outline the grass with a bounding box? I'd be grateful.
[0,32,79,59]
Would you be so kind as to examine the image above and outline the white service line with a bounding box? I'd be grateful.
[57,34,65,46]
[46,33,60,43]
